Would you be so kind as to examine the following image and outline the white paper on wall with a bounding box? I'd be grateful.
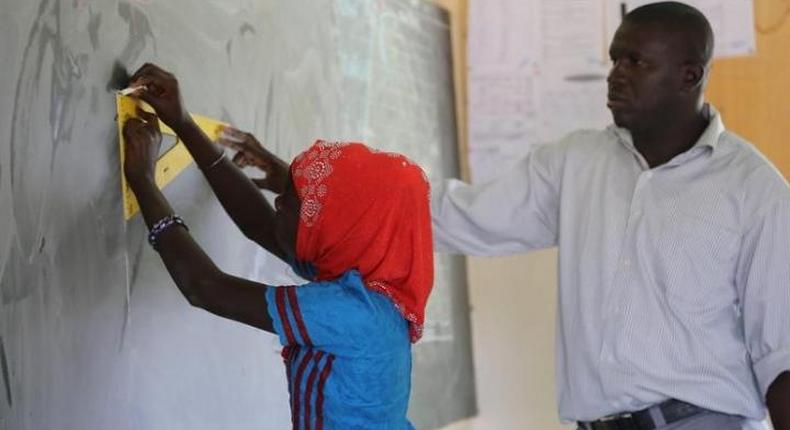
[468,0,756,183]
[468,0,611,182]
[606,0,756,59]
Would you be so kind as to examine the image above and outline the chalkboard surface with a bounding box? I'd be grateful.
[0,0,475,429]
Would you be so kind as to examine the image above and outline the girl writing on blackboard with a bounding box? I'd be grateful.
[122,63,432,429]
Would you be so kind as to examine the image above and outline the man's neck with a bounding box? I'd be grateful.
[631,105,710,169]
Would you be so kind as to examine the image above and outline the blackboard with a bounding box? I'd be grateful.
[0,0,475,428]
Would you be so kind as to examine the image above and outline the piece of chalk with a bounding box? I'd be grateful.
[118,85,146,96]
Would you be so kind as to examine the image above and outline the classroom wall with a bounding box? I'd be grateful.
[427,1,569,429]
[707,0,790,178]
[426,0,571,429]
[450,1,789,429]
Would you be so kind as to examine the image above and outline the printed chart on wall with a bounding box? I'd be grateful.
[468,0,756,183]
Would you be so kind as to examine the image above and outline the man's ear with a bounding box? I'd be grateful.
[682,63,706,92]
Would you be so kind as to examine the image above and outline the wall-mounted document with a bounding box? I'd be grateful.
[609,0,756,59]
[468,0,756,183]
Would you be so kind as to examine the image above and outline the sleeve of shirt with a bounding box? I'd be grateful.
[737,190,790,398]
[431,141,565,256]
[266,283,347,350]
[265,272,406,355]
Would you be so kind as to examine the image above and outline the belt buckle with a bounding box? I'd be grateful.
[600,412,632,422]
[592,413,638,430]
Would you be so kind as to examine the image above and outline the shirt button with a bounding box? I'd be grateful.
[622,258,631,267]
[644,171,654,179]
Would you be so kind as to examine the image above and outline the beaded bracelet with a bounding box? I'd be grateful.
[148,214,189,250]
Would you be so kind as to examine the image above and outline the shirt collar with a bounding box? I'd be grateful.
[695,104,725,150]
[608,104,725,164]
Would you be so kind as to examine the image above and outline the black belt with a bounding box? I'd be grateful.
[578,400,704,430]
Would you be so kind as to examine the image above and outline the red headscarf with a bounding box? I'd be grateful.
[290,140,434,342]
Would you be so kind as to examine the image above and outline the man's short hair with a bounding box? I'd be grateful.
[625,2,714,65]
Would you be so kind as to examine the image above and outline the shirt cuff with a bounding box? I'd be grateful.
[753,348,790,398]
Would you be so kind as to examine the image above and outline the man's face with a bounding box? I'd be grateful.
[607,21,686,130]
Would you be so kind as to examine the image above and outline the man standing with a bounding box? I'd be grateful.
[432,2,789,429]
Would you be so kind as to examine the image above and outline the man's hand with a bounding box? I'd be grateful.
[217,126,290,194]
[128,63,192,132]
[123,108,162,188]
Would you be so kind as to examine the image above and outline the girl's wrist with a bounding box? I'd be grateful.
[128,173,156,192]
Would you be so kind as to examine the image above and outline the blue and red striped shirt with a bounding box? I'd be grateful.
[266,270,416,430]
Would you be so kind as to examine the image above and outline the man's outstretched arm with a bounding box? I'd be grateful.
[431,142,565,256]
